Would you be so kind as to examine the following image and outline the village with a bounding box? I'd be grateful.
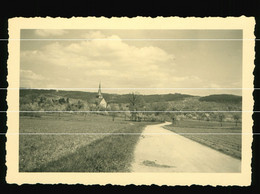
[19,82,242,125]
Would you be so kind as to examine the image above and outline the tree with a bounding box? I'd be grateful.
[150,102,168,116]
[89,104,97,111]
[128,92,145,121]
[58,98,66,104]
[172,116,175,125]
[233,113,241,126]
[38,96,46,106]
[121,106,130,121]
[29,93,38,104]
[166,107,177,124]
[218,113,225,127]
[66,104,72,111]
[77,100,84,110]
[109,104,119,121]
[147,114,156,122]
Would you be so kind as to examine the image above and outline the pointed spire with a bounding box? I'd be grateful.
[97,81,103,98]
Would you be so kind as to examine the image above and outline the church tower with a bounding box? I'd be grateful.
[97,82,103,99]
[96,82,107,109]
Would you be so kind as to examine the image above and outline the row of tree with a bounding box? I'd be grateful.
[108,93,241,126]
[20,93,242,126]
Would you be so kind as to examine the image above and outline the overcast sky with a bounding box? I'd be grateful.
[20,29,242,96]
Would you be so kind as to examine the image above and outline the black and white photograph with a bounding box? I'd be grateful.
[6,17,254,185]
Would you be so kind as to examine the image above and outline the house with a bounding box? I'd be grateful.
[96,82,107,109]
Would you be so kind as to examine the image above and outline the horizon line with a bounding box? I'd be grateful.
[9,87,244,97]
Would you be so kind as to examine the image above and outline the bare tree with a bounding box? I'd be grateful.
[128,92,145,121]
[218,113,225,127]
[233,113,241,126]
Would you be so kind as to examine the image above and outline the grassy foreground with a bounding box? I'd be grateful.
[19,113,153,172]
[164,119,242,159]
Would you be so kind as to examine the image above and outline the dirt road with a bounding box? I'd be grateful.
[131,122,241,172]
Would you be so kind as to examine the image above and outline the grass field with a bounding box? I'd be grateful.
[19,113,242,172]
[19,113,154,172]
[164,119,242,159]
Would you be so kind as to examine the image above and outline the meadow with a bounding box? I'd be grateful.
[164,119,242,159]
[19,113,154,172]
[19,112,242,172]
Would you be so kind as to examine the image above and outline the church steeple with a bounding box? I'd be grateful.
[97,82,103,98]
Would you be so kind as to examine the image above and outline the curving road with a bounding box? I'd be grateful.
[131,122,241,172]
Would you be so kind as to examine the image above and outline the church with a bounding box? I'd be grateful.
[96,82,107,109]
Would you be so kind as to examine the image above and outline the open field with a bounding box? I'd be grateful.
[171,119,241,129]
[19,113,154,172]
[19,113,242,172]
[164,119,241,159]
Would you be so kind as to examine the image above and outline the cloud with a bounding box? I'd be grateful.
[20,70,47,88]
[34,29,68,37]
[20,31,230,93]
[21,70,45,81]
[21,31,177,88]
[82,31,106,39]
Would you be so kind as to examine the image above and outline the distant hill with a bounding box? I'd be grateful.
[19,89,194,104]
[199,94,242,104]
[20,89,242,105]
[105,93,193,104]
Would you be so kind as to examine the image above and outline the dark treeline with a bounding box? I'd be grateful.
[199,94,242,104]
